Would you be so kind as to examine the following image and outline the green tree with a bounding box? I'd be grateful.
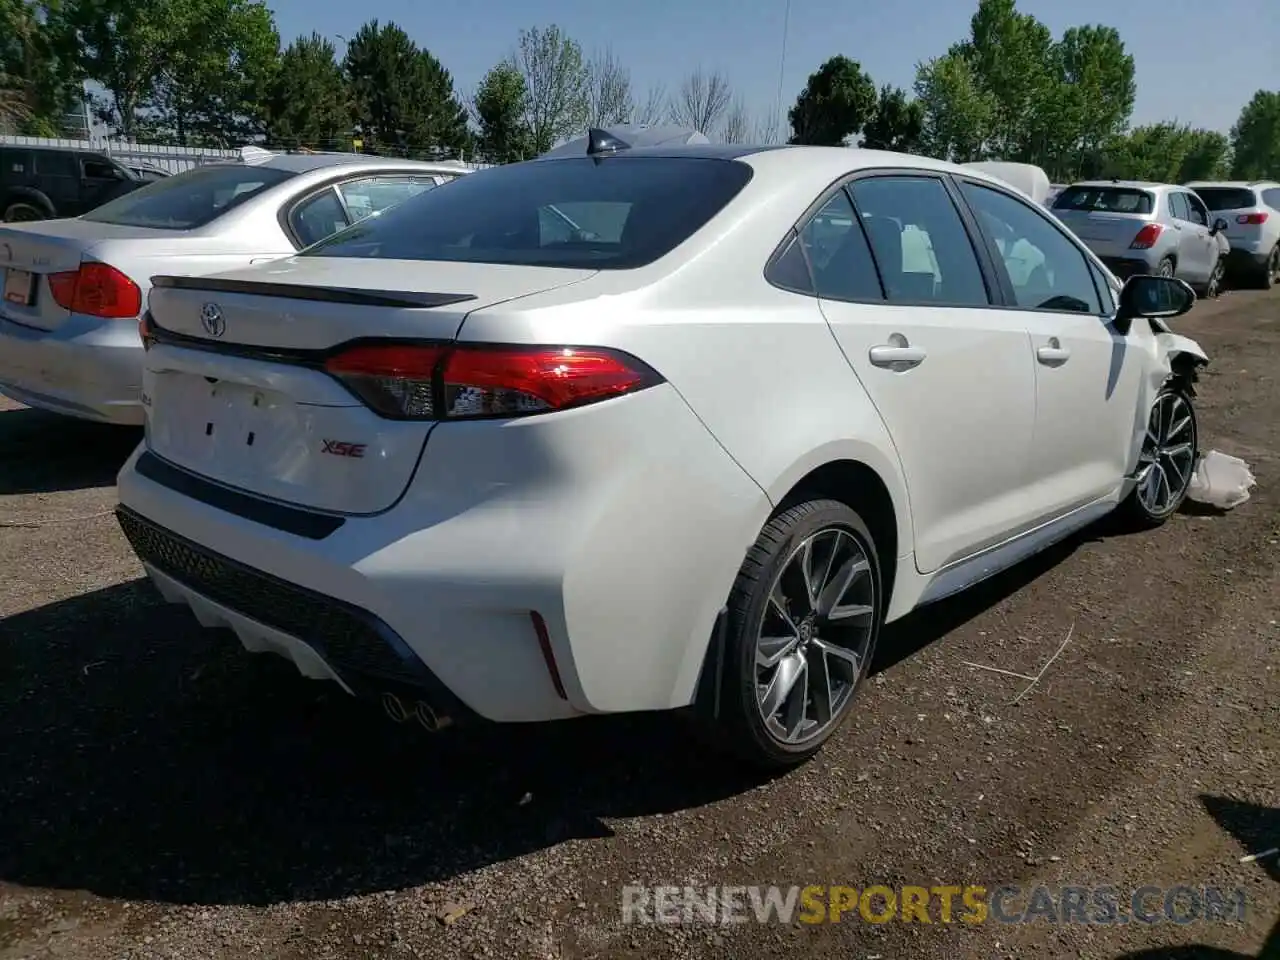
[1,0,78,134]
[344,20,469,156]
[146,0,280,145]
[787,55,876,146]
[913,51,994,161]
[513,25,587,154]
[1050,25,1136,180]
[473,61,531,163]
[1101,123,1230,183]
[266,32,349,148]
[860,84,923,152]
[960,0,1056,159]
[47,0,173,137]
[1230,90,1280,180]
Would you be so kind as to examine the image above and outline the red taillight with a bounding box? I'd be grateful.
[46,262,142,319]
[1130,224,1164,250]
[323,342,662,420]
[138,312,155,350]
[1237,212,1269,225]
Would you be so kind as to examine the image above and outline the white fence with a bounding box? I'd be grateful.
[0,135,497,174]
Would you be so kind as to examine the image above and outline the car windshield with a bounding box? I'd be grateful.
[1192,187,1258,211]
[82,163,294,230]
[1052,186,1154,215]
[302,156,754,269]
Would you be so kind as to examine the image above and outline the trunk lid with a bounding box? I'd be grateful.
[143,257,597,515]
[0,219,266,332]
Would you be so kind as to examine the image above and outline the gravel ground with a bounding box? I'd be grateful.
[1,289,1278,960]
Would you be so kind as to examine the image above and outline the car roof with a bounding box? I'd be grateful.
[246,152,470,174]
[1185,180,1277,188]
[531,141,1021,189]
[1068,180,1173,191]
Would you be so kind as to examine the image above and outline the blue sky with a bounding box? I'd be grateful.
[268,0,1280,135]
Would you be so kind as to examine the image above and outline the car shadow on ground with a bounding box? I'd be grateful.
[0,532,1103,910]
[1109,796,1279,960]
[0,405,141,495]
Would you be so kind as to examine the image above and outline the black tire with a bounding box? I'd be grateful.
[1260,245,1278,290]
[1201,261,1224,299]
[1117,386,1198,530]
[2,196,53,222]
[1156,256,1175,280]
[706,499,883,770]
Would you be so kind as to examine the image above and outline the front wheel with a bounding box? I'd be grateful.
[708,499,883,769]
[1118,386,1198,529]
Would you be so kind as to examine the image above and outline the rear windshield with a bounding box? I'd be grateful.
[1192,187,1258,211]
[82,163,294,230]
[302,156,754,269]
[1052,186,1154,215]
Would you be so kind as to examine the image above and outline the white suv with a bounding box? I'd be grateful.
[1185,180,1280,288]
[115,133,1209,768]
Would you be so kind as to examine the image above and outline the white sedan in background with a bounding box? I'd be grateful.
[116,129,1208,769]
[0,151,469,425]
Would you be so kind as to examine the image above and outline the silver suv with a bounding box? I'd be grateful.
[1184,180,1280,289]
[1051,181,1229,298]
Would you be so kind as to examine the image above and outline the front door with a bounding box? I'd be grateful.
[958,178,1146,519]
[804,174,1038,574]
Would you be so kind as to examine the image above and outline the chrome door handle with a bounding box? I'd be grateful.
[869,340,927,371]
[1037,337,1070,365]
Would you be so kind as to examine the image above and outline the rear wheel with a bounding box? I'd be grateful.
[708,499,882,769]
[1118,386,1198,529]
[2,201,46,223]
[1156,257,1175,279]
[1202,261,1224,299]
[1261,245,1279,290]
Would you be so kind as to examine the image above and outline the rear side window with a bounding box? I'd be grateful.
[1194,187,1257,211]
[1168,193,1190,221]
[82,163,294,230]
[303,157,753,269]
[1,149,32,175]
[795,191,883,301]
[35,151,78,178]
[1261,188,1280,211]
[848,176,990,306]
[1052,186,1154,215]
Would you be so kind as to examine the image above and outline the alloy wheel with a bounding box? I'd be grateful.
[754,527,876,746]
[3,203,42,223]
[1136,392,1196,516]
[1270,248,1280,284]
[1158,260,1174,278]
[1207,263,1223,299]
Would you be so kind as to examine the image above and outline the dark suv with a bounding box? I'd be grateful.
[0,145,144,222]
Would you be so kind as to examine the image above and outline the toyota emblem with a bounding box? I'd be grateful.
[200,302,226,338]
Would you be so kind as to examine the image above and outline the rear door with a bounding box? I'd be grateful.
[803,173,1038,574]
[959,178,1144,518]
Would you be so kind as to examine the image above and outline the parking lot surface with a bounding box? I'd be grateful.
[1,290,1277,960]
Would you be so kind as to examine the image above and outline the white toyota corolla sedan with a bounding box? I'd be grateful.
[114,130,1208,768]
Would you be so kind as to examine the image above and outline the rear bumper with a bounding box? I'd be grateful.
[0,313,143,425]
[1099,255,1157,280]
[114,384,771,723]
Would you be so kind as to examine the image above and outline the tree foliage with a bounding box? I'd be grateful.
[914,52,993,162]
[788,55,876,146]
[514,24,587,154]
[474,61,531,163]
[1101,123,1231,183]
[1230,90,1280,181]
[861,85,923,152]
[585,47,633,128]
[2,0,78,134]
[266,32,348,148]
[343,19,469,156]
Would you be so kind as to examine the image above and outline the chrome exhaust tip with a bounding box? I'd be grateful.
[382,691,409,723]
[415,699,453,733]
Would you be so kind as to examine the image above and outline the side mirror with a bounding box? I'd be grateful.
[1114,274,1196,334]
[1211,217,1229,235]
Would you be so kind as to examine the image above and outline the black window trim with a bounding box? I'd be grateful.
[763,166,1005,311]
[951,174,1112,319]
[278,168,455,250]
